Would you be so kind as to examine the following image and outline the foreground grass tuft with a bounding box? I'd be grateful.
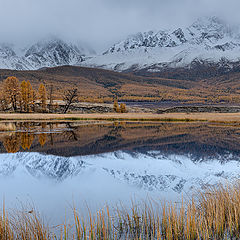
[2,182,240,239]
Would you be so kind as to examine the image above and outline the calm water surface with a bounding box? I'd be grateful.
[0,121,240,222]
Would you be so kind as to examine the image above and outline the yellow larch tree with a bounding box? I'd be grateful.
[21,80,34,112]
[113,99,120,113]
[27,81,34,112]
[120,103,127,113]
[3,133,21,153]
[21,132,34,150]
[39,133,47,147]
[3,76,20,111]
[20,80,27,112]
[38,83,47,112]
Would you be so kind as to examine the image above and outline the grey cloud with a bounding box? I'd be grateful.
[0,0,239,52]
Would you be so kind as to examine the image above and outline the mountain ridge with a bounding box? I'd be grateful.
[1,17,240,85]
[0,37,94,70]
[84,16,240,74]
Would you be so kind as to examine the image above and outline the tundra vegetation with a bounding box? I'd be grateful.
[1,182,240,239]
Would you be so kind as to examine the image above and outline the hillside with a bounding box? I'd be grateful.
[0,65,240,103]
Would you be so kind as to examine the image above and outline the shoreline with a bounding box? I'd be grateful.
[1,112,240,123]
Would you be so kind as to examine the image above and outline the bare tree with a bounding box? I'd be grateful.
[62,88,78,113]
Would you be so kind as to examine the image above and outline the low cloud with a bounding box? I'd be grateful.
[0,0,239,52]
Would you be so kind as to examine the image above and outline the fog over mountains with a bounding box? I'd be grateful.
[1,17,240,72]
[0,37,94,70]
[86,16,240,72]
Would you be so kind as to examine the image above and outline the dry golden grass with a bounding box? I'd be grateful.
[0,206,54,240]
[2,182,240,239]
[1,112,240,123]
[0,203,14,240]
[70,181,240,239]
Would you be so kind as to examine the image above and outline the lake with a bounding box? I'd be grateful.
[0,121,240,223]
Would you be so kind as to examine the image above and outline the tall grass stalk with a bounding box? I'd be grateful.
[2,182,240,239]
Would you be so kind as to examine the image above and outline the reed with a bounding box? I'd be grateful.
[0,206,55,240]
[0,203,14,240]
[2,182,240,239]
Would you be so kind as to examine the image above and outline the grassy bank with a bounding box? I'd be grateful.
[1,112,240,123]
[1,182,240,239]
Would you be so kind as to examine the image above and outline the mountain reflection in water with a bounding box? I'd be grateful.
[1,120,240,221]
[0,121,240,161]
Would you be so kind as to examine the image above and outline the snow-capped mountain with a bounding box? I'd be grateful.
[25,38,85,69]
[0,44,31,70]
[1,17,240,72]
[1,151,240,193]
[83,16,240,72]
[0,37,94,70]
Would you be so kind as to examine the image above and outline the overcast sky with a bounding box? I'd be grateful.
[0,0,240,52]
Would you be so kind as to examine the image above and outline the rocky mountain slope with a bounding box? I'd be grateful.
[0,37,94,70]
[84,17,240,74]
[1,16,240,81]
